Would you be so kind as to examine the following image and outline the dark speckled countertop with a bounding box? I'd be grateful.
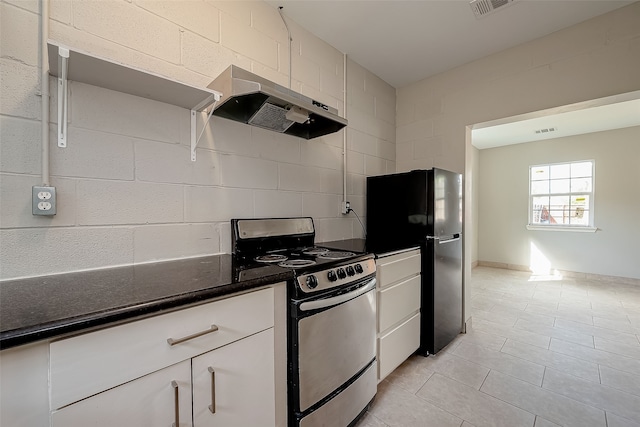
[0,254,292,350]
[320,238,368,254]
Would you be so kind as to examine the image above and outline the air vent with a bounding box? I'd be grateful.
[470,0,516,18]
[534,127,557,135]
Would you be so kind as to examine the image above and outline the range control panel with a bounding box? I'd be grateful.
[296,258,376,294]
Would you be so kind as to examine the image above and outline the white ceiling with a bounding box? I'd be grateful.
[270,0,633,89]
[269,0,638,147]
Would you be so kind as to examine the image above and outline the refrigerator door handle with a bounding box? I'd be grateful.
[436,233,461,244]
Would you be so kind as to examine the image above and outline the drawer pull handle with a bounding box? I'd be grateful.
[171,380,179,427]
[208,367,216,414]
[167,325,219,346]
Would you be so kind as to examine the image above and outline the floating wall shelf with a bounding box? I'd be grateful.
[47,41,222,161]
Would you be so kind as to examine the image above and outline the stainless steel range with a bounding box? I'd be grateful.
[231,217,377,427]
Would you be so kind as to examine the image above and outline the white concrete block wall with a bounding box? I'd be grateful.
[0,0,395,280]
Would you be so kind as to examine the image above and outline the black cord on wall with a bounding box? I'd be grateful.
[348,207,366,238]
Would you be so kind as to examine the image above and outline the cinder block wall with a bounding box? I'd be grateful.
[0,0,396,280]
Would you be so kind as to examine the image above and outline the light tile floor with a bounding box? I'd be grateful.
[356,266,640,427]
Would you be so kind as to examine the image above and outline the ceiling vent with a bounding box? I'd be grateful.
[470,0,516,18]
[534,127,557,135]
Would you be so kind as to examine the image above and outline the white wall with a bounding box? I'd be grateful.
[0,0,395,280]
[396,2,640,322]
[478,126,640,280]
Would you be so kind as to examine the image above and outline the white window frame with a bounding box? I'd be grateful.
[526,160,597,233]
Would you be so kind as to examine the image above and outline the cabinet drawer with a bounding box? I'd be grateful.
[377,313,420,381]
[50,288,274,410]
[377,251,420,289]
[378,275,421,333]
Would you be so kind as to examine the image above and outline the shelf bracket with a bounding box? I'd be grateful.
[190,109,198,161]
[190,93,221,162]
[57,47,69,148]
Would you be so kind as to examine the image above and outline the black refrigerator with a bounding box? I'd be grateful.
[366,168,463,355]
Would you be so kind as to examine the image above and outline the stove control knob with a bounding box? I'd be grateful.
[346,266,355,276]
[354,264,364,274]
[337,268,347,279]
[306,275,318,289]
[327,270,337,282]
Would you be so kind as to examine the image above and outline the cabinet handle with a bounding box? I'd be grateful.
[171,380,179,427]
[167,324,219,346]
[208,367,216,414]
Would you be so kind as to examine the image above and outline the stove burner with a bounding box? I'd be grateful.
[319,251,356,260]
[279,259,317,268]
[254,254,288,263]
[302,247,329,256]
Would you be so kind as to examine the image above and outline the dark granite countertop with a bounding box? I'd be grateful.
[0,254,292,350]
[321,238,420,258]
[320,238,368,254]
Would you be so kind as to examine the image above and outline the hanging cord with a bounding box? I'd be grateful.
[278,6,292,89]
[348,207,367,238]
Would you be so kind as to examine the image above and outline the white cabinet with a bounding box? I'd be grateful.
[50,287,274,410]
[375,249,421,381]
[52,328,276,427]
[49,287,278,427]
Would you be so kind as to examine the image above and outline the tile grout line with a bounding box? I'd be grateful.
[475,373,553,426]
[597,363,602,384]
[474,323,552,352]
[550,322,639,348]
[478,367,491,390]
[549,334,640,365]
[517,367,612,424]
[541,365,640,424]
[590,365,640,399]
[409,374,483,427]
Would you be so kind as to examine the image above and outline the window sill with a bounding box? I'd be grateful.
[526,225,597,233]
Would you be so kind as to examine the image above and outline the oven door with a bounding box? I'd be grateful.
[293,276,377,414]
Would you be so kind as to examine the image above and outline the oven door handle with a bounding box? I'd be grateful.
[299,278,377,311]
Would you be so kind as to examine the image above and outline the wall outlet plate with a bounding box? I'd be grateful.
[32,186,57,216]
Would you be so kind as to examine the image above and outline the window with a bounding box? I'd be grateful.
[528,160,595,231]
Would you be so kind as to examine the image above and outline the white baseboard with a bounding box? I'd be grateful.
[475,261,640,285]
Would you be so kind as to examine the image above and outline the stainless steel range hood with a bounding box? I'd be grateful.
[207,65,347,139]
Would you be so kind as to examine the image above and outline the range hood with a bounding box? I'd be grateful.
[208,65,347,139]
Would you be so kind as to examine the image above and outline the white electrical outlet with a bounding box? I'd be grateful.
[341,201,351,215]
[32,186,57,216]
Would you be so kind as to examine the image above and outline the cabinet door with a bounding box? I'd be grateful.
[192,329,275,427]
[51,360,192,427]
